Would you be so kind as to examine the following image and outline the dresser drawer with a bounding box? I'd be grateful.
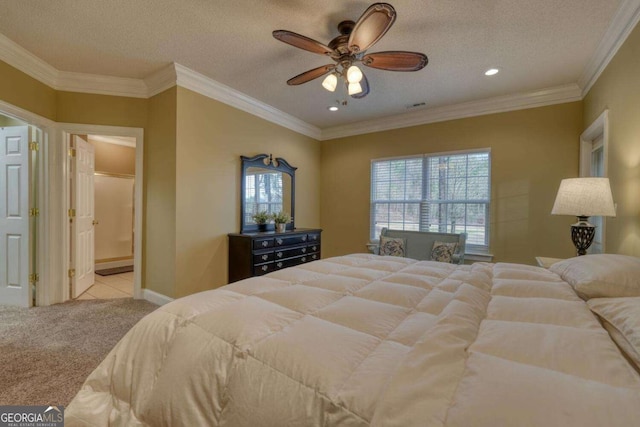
[253,238,274,250]
[275,234,308,247]
[307,232,321,243]
[253,251,275,264]
[307,243,320,253]
[253,262,274,276]
[274,245,309,260]
[275,255,309,270]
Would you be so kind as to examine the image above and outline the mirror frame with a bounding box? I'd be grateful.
[240,153,296,233]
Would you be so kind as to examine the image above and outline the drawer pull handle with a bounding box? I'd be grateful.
[277,262,283,268]
[262,241,268,247]
[276,238,283,245]
[302,248,306,253]
[312,246,317,251]
[312,254,317,260]
[302,236,307,241]
[301,257,307,262]
[262,255,268,261]
[262,265,268,272]
[277,252,283,258]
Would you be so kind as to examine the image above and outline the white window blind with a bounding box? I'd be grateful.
[370,150,491,251]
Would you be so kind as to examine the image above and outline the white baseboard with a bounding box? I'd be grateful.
[95,259,134,270]
[141,289,174,306]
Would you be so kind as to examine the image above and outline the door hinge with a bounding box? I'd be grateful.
[68,269,76,278]
[29,208,39,217]
[29,273,39,283]
[68,208,76,217]
[29,142,39,151]
[68,148,76,157]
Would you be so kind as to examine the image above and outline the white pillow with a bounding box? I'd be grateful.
[549,254,640,299]
[588,297,640,370]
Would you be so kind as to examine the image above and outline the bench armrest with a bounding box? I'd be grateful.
[366,241,380,255]
[452,252,465,265]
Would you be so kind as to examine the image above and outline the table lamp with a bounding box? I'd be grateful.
[551,177,616,256]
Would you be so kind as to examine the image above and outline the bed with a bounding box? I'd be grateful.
[66,254,640,426]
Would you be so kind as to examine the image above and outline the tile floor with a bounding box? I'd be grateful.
[76,271,134,300]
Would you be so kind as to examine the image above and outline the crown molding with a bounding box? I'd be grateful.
[320,84,582,140]
[144,63,178,97]
[0,33,149,98]
[0,33,58,87]
[578,0,640,97]
[173,64,321,140]
[56,70,148,98]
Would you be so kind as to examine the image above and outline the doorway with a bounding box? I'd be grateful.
[66,131,141,300]
[0,114,37,307]
[61,124,143,304]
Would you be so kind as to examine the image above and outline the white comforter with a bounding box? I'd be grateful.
[66,254,640,426]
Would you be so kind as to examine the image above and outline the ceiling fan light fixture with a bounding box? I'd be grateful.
[346,65,363,83]
[273,3,428,99]
[322,73,338,91]
[348,81,363,95]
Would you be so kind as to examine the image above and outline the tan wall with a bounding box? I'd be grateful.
[174,87,321,297]
[583,22,640,257]
[321,102,583,265]
[56,91,147,128]
[89,139,136,176]
[0,61,56,121]
[145,88,177,298]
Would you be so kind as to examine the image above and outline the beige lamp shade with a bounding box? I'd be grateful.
[551,177,616,217]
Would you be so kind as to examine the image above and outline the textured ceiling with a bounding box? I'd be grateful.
[0,0,621,128]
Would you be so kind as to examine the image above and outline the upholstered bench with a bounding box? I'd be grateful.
[368,228,467,264]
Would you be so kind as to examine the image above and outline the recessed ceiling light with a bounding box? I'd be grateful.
[485,68,500,76]
[328,106,339,112]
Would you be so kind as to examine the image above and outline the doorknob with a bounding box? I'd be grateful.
[92,220,99,225]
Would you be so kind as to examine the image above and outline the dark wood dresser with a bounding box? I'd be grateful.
[228,228,322,283]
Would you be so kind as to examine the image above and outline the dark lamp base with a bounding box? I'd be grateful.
[570,216,596,256]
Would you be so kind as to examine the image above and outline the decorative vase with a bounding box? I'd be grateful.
[258,223,267,232]
[276,223,286,233]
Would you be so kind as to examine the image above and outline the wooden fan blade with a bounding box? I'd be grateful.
[273,30,335,56]
[287,64,335,85]
[350,72,370,99]
[348,3,396,53]
[362,51,428,71]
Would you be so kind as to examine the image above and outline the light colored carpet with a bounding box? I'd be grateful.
[0,298,157,407]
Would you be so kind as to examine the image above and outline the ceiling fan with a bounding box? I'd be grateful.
[273,2,428,100]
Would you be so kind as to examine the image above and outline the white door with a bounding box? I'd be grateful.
[72,136,95,298]
[0,126,32,307]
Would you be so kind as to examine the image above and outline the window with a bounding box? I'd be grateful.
[580,110,609,254]
[587,134,605,253]
[244,171,283,223]
[371,149,491,252]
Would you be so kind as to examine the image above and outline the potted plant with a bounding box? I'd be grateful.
[252,210,270,232]
[271,211,290,233]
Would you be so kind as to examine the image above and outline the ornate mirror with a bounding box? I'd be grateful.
[240,154,296,233]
